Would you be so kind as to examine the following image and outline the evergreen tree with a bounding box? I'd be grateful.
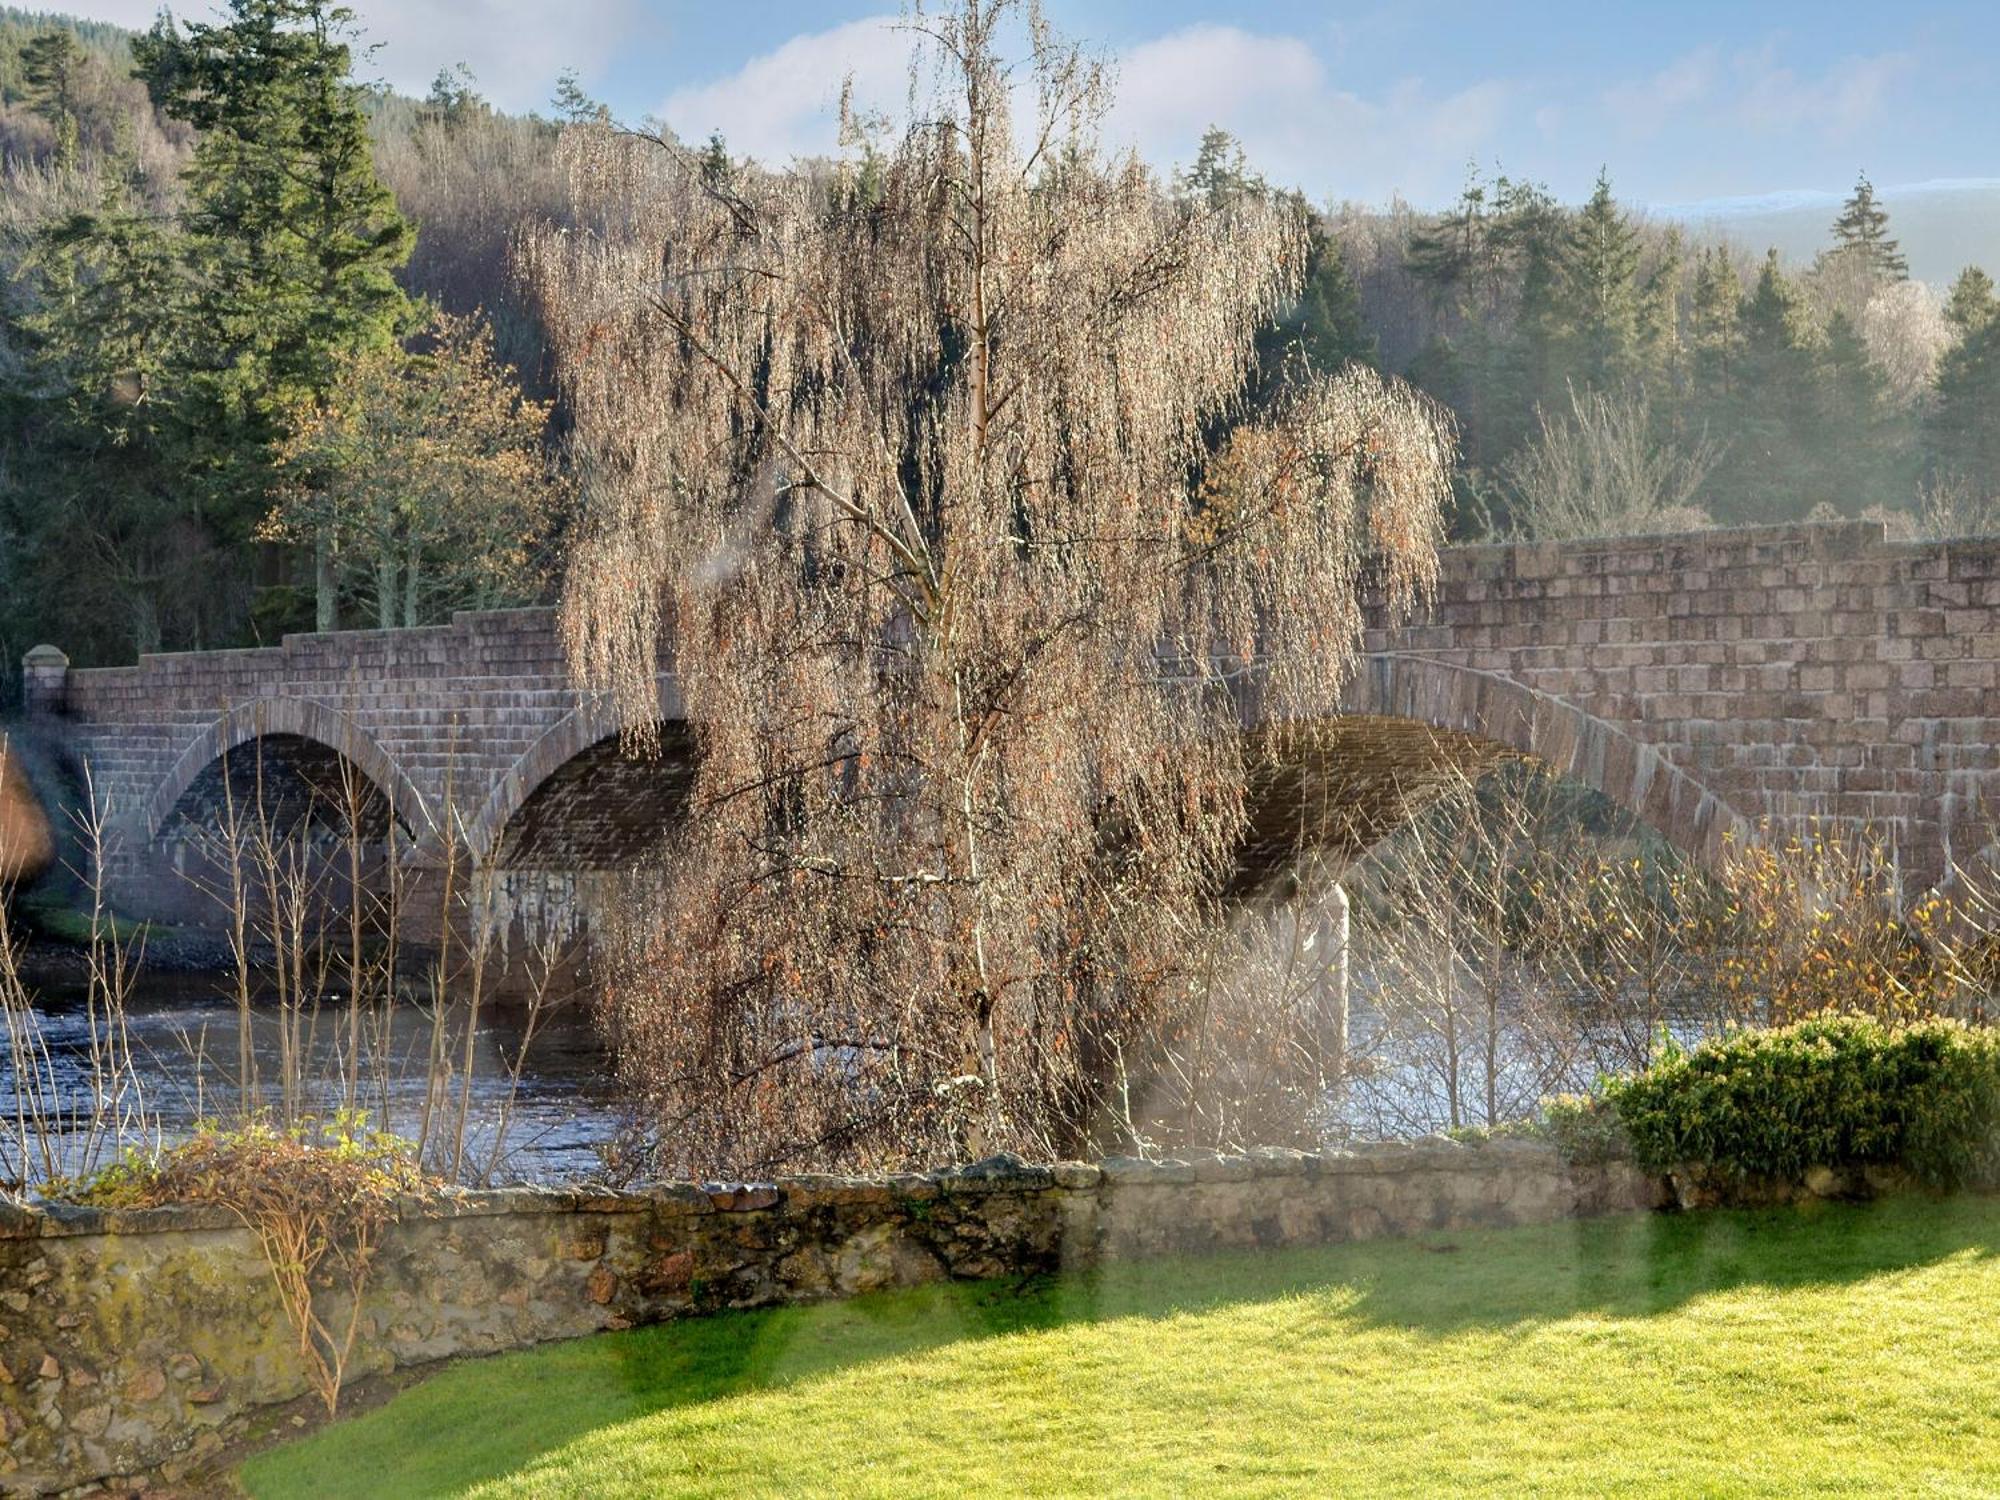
[423,62,487,128]
[21,27,84,166]
[1638,229,1684,384]
[1931,298,2000,499]
[1176,124,1265,209]
[137,1,413,419]
[1689,248,1742,392]
[1945,266,1997,337]
[1406,172,1493,318]
[1810,309,1906,511]
[1562,170,1643,389]
[1707,250,1822,521]
[8,184,206,655]
[1492,178,1568,453]
[1253,196,1375,391]
[1828,172,1908,282]
[133,0,416,629]
[1170,135,1372,399]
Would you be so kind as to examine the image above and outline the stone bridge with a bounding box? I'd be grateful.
[16,520,2000,924]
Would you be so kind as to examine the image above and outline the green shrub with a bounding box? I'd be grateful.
[1536,1092,1632,1165]
[1600,1015,2000,1189]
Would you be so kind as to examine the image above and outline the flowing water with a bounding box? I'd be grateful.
[1,966,621,1187]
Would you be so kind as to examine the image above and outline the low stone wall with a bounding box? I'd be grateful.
[0,1140,1662,1496]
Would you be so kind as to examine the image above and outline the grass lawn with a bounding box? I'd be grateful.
[239,1194,2000,1498]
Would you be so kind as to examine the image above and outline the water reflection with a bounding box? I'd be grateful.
[2,969,620,1185]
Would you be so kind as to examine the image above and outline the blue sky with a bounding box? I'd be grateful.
[67,1,2000,210]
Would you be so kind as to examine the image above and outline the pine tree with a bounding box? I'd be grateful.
[134,0,415,630]
[1828,172,1909,282]
[1708,250,1822,521]
[1811,310,1907,512]
[137,1,414,417]
[1638,228,1684,384]
[1931,295,2000,499]
[21,27,84,167]
[1689,248,1742,392]
[1563,170,1643,389]
[12,184,205,655]
[1253,198,1375,394]
[1945,266,1997,337]
[1406,172,1492,317]
[1176,125,1264,209]
[423,63,487,128]
[1492,178,1568,453]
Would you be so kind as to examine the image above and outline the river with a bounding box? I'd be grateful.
[1,965,621,1187]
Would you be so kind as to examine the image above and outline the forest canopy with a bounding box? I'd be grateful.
[0,4,1996,696]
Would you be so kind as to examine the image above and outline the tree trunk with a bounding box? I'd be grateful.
[376,551,396,632]
[315,531,338,632]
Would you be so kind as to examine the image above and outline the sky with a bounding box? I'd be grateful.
[55,1,2000,211]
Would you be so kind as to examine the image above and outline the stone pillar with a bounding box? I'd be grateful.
[21,644,68,717]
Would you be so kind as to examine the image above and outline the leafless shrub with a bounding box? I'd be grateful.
[3,727,585,1195]
[1505,385,1719,540]
[1,761,153,1189]
[1341,754,2000,1136]
[1918,471,2000,540]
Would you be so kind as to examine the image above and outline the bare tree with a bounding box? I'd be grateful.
[1505,386,1718,541]
[524,0,1455,1174]
[1861,280,1952,409]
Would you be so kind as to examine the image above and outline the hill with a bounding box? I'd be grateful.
[1661,177,2000,285]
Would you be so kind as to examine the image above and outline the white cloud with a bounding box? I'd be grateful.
[1602,46,1719,139]
[1602,42,1914,147]
[657,14,915,164]
[1107,25,1511,204]
[1730,47,1915,140]
[658,16,1513,204]
[60,0,639,112]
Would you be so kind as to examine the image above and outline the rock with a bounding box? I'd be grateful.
[706,1185,782,1213]
[165,1354,201,1382]
[1803,1164,1843,1198]
[834,1224,943,1296]
[561,1228,608,1261]
[38,1354,60,1382]
[584,1266,619,1305]
[123,1367,167,1404]
[644,1250,694,1292]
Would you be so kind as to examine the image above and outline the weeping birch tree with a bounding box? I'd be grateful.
[525,0,1456,1173]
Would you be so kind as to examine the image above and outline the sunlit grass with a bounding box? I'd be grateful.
[240,1194,2000,1498]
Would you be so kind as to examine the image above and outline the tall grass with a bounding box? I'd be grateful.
[0,731,580,1195]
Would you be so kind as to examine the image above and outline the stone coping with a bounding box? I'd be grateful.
[0,1136,1582,1240]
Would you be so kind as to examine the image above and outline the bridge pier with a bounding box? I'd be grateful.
[21,643,68,718]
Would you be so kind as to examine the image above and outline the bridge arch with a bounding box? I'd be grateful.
[464,702,697,870]
[145,698,429,842]
[1240,653,1754,884]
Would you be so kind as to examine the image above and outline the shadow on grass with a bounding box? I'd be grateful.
[238,1193,2000,1499]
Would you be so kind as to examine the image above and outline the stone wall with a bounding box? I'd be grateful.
[0,1141,1661,1495]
